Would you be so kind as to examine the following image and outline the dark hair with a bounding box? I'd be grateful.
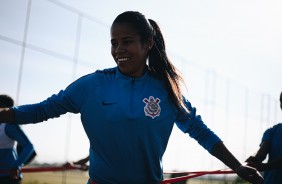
[0,94,14,108]
[112,11,188,113]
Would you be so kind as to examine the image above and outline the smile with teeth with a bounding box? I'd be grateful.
[117,57,130,63]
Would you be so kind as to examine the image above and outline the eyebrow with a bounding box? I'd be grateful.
[111,36,135,42]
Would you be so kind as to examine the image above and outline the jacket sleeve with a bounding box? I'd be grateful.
[13,90,79,124]
[12,73,98,124]
[5,124,35,169]
[175,97,222,153]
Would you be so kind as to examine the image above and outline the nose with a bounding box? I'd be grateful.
[115,44,125,53]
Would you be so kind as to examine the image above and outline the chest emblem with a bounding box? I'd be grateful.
[143,96,161,119]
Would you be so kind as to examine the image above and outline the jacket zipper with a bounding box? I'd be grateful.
[130,77,135,114]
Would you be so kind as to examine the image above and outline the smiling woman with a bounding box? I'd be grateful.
[0,11,263,184]
[110,11,187,113]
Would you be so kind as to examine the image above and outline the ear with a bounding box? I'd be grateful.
[145,38,154,51]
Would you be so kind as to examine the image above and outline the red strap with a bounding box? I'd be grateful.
[161,170,235,183]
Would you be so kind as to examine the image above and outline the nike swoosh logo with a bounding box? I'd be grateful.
[102,101,118,106]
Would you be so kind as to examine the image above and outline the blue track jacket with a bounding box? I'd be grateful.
[13,67,221,184]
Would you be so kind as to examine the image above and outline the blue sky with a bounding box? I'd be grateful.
[59,0,282,97]
[0,0,282,172]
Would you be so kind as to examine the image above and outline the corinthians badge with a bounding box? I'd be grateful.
[143,96,161,119]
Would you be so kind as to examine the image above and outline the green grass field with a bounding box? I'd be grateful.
[23,171,89,184]
[22,171,247,184]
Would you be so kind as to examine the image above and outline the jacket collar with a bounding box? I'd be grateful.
[115,66,149,82]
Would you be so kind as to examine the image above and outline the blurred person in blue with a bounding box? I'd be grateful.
[0,94,35,184]
[246,91,282,184]
[0,11,263,184]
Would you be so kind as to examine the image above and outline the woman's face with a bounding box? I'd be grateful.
[111,23,151,78]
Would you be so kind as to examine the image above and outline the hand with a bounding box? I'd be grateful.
[63,161,73,168]
[9,168,20,179]
[245,156,259,163]
[73,161,89,171]
[74,159,87,165]
[63,161,89,171]
[235,165,264,184]
[78,164,89,171]
[246,162,266,172]
[245,156,266,172]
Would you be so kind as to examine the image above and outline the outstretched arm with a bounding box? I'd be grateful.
[176,99,263,183]
[246,141,270,163]
[211,142,263,184]
[248,156,282,172]
[246,141,282,171]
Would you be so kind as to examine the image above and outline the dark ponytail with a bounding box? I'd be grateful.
[148,19,188,113]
